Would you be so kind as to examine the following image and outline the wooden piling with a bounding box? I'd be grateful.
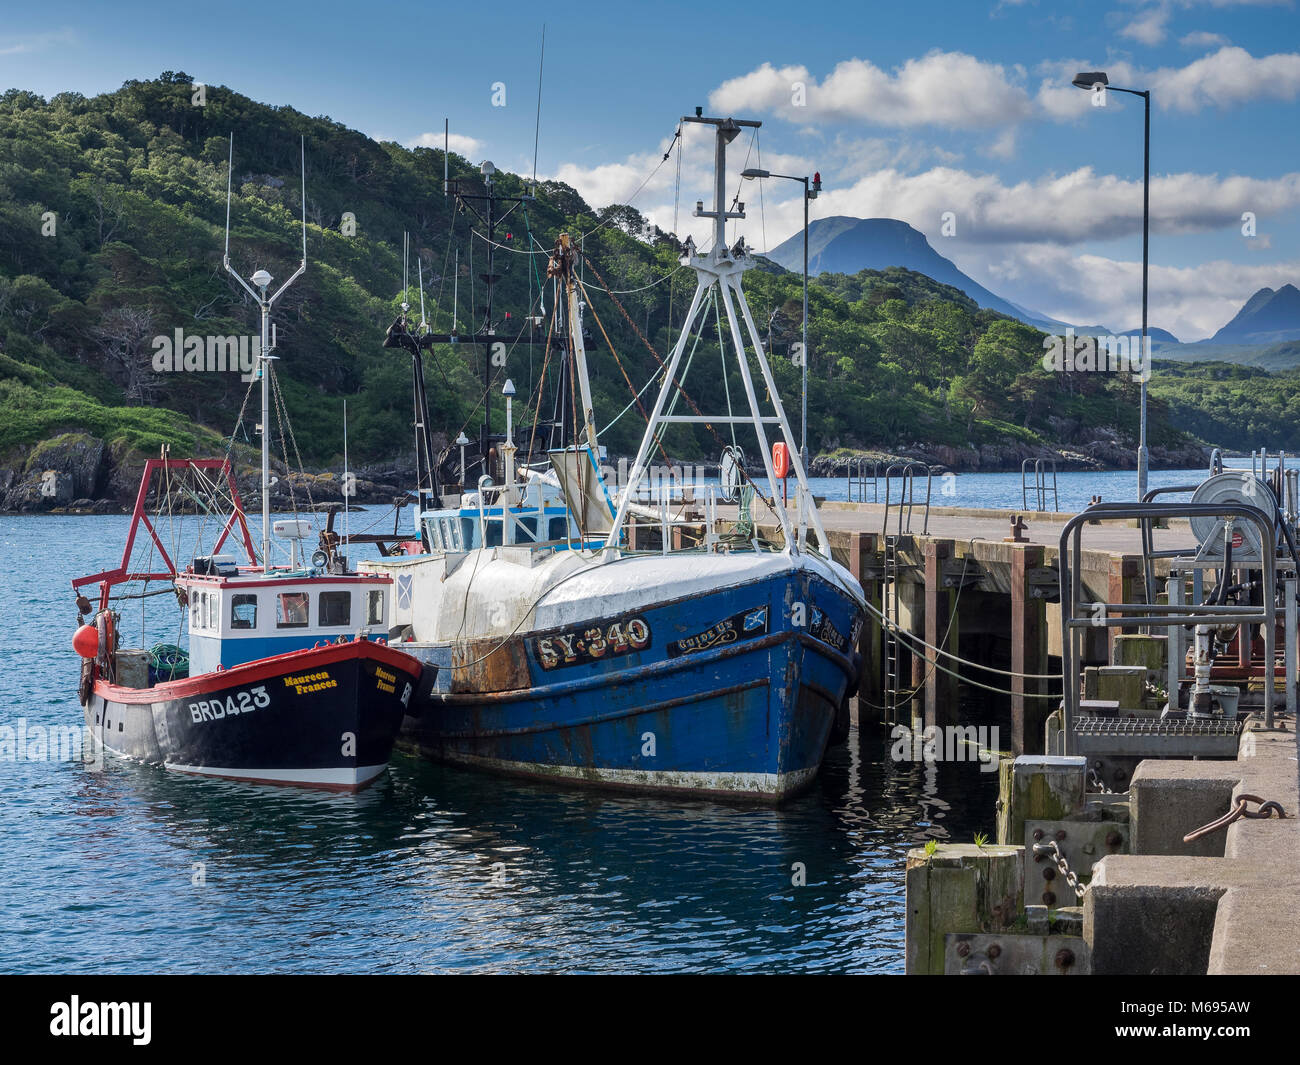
[847,531,883,725]
[1012,545,1050,755]
[924,540,959,730]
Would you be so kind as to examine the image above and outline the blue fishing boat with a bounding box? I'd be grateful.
[364,115,866,801]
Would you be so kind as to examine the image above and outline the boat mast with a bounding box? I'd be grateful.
[549,234,598,453]
[602,113,832,559]
[224,134,308,570]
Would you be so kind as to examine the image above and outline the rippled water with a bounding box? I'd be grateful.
[0,501,1041,973]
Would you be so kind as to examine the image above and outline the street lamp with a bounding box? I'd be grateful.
[742,167,820,470]
[1073,70,1151,501]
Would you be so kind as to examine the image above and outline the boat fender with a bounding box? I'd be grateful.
[78,660,94,706]
[95,612,117,685]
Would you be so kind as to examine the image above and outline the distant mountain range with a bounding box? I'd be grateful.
[769,216,1300,357]
[767,216,1095,333]
[1201,284,1300,346]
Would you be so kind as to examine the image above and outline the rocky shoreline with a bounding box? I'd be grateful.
[810,433,1211,477]
[1,429,1215,515]
[0,431,416,516]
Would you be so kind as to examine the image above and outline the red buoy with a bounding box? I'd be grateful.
[772,442,791,480]
[73,624,99,658]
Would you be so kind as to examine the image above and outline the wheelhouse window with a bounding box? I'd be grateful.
[366,590,385,626]
[549,517,568,541]
[190,591,200,630]
[231,594,258,630]
[318,591,351,627]
[276,592,310,628]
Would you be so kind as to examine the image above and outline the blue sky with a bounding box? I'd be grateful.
[2,0,1298,339]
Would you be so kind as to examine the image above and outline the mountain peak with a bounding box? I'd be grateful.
[1208,283,1300,346]
[766,216,1064,330]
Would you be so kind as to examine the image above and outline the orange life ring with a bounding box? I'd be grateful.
[772,442,791,480]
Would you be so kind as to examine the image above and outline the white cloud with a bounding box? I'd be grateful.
[1180,30,1230,46]
[708,53,1034,129]
[750,166,1300,247]
[1121,5,1172,45]
[983,128,1018,159]
[1150,46,1300,110]
[1036,47,1300,116]
[407,131,484,159]
[0,29,75,56]
[971,243,1300,340]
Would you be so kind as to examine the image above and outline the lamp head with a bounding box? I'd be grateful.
[502,379,515,397]
[455,432,470,446]
[1072,71,1109,90]
[252,269,273,289]
[741,168,769,180]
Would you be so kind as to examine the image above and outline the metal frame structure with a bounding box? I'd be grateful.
[604,114,831,559]
[1058,501,1284,754]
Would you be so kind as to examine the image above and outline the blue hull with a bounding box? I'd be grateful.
[402,569,863,801]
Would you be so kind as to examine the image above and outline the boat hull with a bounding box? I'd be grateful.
[403,568,863,801]
[84,641,423,792]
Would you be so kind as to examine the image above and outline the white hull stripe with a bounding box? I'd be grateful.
[439,751,818,797]
[162,762,388,786]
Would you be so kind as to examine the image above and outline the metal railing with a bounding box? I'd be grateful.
[846,458,879,503]
[882,462,932,536]
[1021,458,1059,512]
[1058,501,1282,748]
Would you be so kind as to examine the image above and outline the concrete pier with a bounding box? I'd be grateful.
[739,499,1198,754]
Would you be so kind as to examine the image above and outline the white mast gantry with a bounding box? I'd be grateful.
[223,135,309,570]
[603,114,830,559]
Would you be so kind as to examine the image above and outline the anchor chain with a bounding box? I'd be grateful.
[1033,840,1087,900]
[1183,793,1286,844]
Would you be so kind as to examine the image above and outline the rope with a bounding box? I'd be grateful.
[576,125,681,243]
[593,265,685,295]
[573,274,669,466]
[576,249,779,523]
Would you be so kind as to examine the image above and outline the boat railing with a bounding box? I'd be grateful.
[881,462,931,536]
[1021,458,1060,512]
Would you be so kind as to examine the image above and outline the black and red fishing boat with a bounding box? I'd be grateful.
[68,138,423,791]
[71,460,423,792]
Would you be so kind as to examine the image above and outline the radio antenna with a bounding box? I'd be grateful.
[418,256,427,328]
[532,24,546,190]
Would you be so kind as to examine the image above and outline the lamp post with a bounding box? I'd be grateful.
[742,168,820,469]
[1073,71,1151,501]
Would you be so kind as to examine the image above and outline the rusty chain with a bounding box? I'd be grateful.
[1183,793,1286,844]
[1032,840,1087,900]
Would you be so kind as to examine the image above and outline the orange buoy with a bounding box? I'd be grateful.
[772,442,791,480]
[73,624,100,658]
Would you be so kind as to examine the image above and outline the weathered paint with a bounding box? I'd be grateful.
[401,569,863,802]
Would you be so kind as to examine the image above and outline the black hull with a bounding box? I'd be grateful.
[84,642,422,792]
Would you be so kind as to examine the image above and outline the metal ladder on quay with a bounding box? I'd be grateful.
[883,533,903,726]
